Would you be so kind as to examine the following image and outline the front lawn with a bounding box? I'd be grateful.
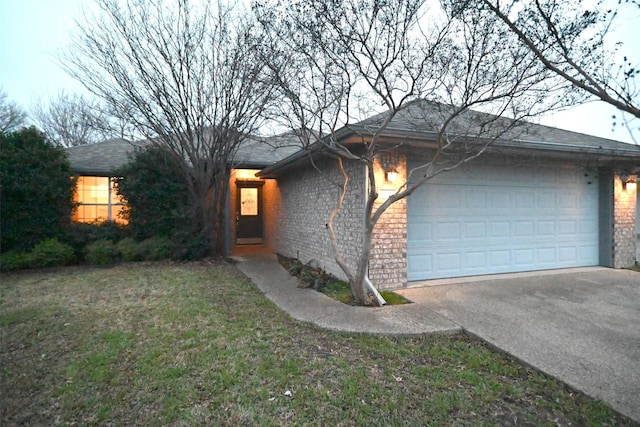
[0,262,633,425]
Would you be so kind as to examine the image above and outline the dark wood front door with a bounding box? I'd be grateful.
[236,182,264,244]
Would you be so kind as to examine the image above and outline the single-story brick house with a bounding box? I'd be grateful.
[67,105,640,290]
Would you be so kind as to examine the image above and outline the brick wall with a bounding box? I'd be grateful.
[273,158,365,280]
[612,175,637,268]
[369,151,408,290]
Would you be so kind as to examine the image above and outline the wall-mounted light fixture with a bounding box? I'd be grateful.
[235,169,261,181]
[385,169,398,183]
[620,174,637,191]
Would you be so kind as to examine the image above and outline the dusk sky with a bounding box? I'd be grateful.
[0,0,638,144]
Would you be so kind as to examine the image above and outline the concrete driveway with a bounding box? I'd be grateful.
[396,268,640,422]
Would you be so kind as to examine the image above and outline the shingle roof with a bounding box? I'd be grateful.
[66,133,301,175]
[66,138,143,175]
[351,99,639,154]
[67,103,639,177]
[233,133,301,167]
[259,100,640,178]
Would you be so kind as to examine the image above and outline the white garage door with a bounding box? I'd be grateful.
[407,160,599,281]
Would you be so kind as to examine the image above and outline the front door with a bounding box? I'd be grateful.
[236,182,264,244]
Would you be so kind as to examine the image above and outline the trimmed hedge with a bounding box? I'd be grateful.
[85,239,119,265]
[30,239,75,268]
[60,221,129,261]
[114,146,191,241]
[0,127,76,252]
[0,239,75,271]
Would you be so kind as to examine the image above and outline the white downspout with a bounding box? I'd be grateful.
[364,162,387,306]
[365,272,387,306]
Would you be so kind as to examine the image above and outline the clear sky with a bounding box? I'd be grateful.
[0,0,637,144]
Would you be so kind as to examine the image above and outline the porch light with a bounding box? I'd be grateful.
[621,174,637,191]
[235,169,261,180]
[385,169,398,183]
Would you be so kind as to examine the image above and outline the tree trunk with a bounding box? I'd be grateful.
[210,171,230,255]
[351,223,375,306]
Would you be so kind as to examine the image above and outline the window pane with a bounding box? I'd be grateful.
[76,205,97,223]
[110,178,125,204]
[77,176,109,204]
[74,176,128,224]
[111,205,127,224]
[96,205,109,222]
[240,188,258,216]
[76,176,88,204]
[93,177,110,204]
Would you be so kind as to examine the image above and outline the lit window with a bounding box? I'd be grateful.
[73,176,127,223]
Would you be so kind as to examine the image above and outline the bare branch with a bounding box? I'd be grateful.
[64,0,277,254]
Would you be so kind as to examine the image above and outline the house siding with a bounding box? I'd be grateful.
[370,151,408,290]
[612,175,637,268]
[273,158,365,281]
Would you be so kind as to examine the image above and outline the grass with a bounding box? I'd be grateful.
[1,262,635,426]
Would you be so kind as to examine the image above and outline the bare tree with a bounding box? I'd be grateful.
[31,92,127,147]
[0,90,26,133]
[64,0,277,254]
[257,0,571,305]
[474,0,639,141]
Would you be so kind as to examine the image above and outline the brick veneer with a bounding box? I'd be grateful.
[273,158,365,280]
[369,152,408,290]
[612,175,637,268]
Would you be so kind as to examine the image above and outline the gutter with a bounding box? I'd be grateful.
[258,125,640,179]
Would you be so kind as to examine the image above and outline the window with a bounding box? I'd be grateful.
[73,176,126,223]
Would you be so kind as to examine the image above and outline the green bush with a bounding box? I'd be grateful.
[117,238,144,262]
[85,239,119,265]
[0,127,76,252]
[170,232,210,261]
[0,250,34,272]
[114,146,191,241]
[29,239,75,268]
[138,236,172,261]
[61,221,129,261]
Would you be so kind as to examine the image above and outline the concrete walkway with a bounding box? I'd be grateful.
[235,254,640,423]
[234,253,459,335]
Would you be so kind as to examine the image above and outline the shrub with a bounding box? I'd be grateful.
[30,239,75,268]
[61,221,129,261]
[0,127,76,252]
[114,146,191,241]
[117,238,144,262]
[85,239,118,265]
[138,236,172,261]
[0,250,33,272]
[93,221,129,242]
[170,232,210,261]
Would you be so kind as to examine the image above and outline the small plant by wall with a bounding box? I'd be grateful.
[277,254,408,306]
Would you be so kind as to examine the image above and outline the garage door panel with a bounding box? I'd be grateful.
[407,161,599,281]
[538,221,555,235]
[514,249,534,266]
[463,222,486,238]
[579,220,598,235]
[466,252,486,268]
